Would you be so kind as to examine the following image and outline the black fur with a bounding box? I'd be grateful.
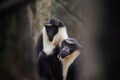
[35,34,43,57]
[66,64,76,80]
[38,46,63,80]
[38,38,82,80]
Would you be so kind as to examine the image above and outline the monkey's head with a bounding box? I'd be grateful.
[44,18,65,41]
[58,38,82,58]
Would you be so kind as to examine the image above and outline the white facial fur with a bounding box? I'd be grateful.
[42,27,55,55]
[52,27,68,46]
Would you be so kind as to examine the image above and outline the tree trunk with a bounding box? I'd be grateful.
[0,2,39,80]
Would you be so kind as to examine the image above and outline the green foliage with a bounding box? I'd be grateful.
[50,2,60,18]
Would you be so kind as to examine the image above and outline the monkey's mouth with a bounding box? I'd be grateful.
[59,51,69,58]
[48,34,54,41]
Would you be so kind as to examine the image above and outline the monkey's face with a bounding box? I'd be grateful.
[59,45,70,58]
[58,38,80,58]
[44,18,64,41]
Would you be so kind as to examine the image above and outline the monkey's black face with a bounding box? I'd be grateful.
[59,46,71,58]
[59,38,80,58]
[45,25,58,41]
[44,18,64,41]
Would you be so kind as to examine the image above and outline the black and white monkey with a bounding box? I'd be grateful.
[36,18,68,57]
[58,38,82,80]
[38,38,82,80]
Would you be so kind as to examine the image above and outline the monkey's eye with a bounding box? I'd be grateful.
[62,46,70,52]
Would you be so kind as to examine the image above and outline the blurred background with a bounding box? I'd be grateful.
[0,0,120,80]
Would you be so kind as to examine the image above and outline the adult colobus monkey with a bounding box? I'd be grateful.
[36,18,68,56]
[36,18,68,80]
[38,38,82,80]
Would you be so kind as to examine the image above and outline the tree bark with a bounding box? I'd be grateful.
[0,3,39,80]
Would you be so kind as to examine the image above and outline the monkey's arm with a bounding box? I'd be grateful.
[35,34,43,57]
